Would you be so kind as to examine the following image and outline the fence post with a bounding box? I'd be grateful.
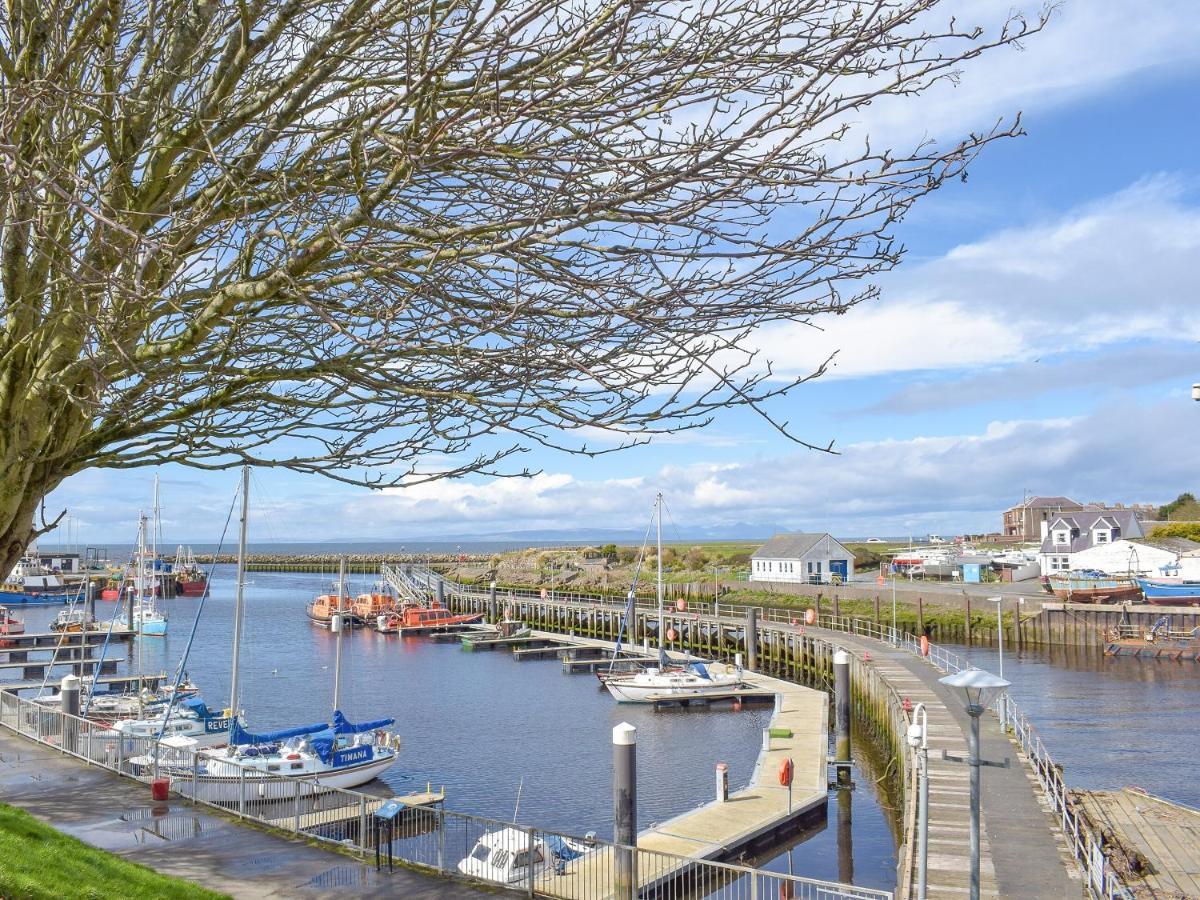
[238,767,246,818]
[193,753,199,800]
[526,825,536,898]
[436,805,445,872]
[359,795,367,856]
[294,780,301,833]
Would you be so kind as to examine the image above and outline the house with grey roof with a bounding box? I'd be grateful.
[1038,509,1144,576]
[750,533,854,585]
[1003,495,1086,542]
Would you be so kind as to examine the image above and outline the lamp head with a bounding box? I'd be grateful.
[1193,383,1200,402]
[906,721,924,748]
[939,667,1010,714]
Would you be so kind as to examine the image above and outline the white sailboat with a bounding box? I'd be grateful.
[138,468,399,799]
[128,512,167,636]
[605,493,742,703]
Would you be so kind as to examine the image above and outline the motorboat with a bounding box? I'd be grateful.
[306,587,362,627]
[0,554,76,604]
[458,827,592,884]
[50,608,101,633]
[352,584,397,623]
[376,601,483,633]
[137,711,400,801]
[605,660,743,703]
[132,599,168,636]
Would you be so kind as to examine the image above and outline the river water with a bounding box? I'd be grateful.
[19,567,898,891]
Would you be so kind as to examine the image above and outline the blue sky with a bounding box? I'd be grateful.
[48,0,1200,545]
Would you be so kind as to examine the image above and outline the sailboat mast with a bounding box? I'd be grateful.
[152,473,159,598]
[229,466,250,717]
[137,512,146,713]
[333,556,347,712]
[656,492,664,643]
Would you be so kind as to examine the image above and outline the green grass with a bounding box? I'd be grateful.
[0,803,228,900]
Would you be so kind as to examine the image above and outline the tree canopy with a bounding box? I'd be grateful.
[0,0,1043,566]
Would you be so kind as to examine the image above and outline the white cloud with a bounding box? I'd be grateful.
[754,176,1200,380]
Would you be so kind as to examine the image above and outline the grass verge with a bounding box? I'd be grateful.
[0,802,228,900]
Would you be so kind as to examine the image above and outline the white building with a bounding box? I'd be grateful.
[1067,537,1200,578]
[750,533,855,585]
[1038,509,1144,576]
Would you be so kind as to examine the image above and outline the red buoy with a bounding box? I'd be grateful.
[778,757,794,788]
[920,634,930,657]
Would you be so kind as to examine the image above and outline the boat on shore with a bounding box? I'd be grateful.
[1048,570,1142,603]
[458,827,592,884]
[1135,577,1200,606]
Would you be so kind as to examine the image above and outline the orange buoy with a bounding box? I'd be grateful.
[676,598,686,612]
[804,608,816,626]
[778,757,794,787]
[666,627,677,642]
[920,634,930,657]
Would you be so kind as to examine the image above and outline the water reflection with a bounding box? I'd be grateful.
[943,642,1200,807]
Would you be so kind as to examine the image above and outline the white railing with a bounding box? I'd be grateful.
[0,690,887,900]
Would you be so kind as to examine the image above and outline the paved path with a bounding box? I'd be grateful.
[0,730,487,899]
[809,627,1082,899]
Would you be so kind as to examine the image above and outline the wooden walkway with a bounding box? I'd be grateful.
[808,627,1080,899]
[1074,788,1200,897]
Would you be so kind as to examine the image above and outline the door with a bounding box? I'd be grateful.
[830,559,848,584]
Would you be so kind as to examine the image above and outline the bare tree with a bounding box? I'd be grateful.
[0,0,1045,566]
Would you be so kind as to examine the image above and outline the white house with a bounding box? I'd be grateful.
[750,533,855,585]
[1067,537,1200,578]
[1038,509,1144,575]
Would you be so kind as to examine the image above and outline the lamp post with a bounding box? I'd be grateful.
[938,667,1011,900]
[891,563,898,646]
[987,597,1005,729]
[907,703,929,900]
[1192,383,1200,402]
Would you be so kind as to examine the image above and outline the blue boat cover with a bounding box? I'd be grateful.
[309,727,337,763]
[229,717,326,746]
[689,662,710,680]
[181,698,212,719]
[546,835,585,861]
[332,709,395,734]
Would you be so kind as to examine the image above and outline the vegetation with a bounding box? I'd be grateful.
[1157,494,1200,522]
[1150,522,1200,542]
[0,802,226,900]
[0,0,1045,572]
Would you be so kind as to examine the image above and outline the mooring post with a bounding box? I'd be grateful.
[834,649,852,784]
[436,577,445,608]
[61,674,80,753]
[488,581,498,622]
[613,722,638,897]
[746,607,758,671]
[837,785,854,884]
[715,762,729,803]
[85,578,95,626]
[964,594,972,647]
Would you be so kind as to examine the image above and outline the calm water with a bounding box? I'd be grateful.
[19,567,898,890]
[943,642,1200,808]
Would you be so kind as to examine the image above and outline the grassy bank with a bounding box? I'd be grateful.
[0,803,227,900]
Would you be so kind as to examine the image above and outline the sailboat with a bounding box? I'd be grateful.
[129,512,167,636]
[140,469,399,798]
[605,494,743,703]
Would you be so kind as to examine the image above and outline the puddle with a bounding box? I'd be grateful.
[302,865,376,890]
[226,854,281,874]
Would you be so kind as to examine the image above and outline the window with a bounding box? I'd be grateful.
[806,562,813,574]
[1095,530,1109,544]
[470,843,491,863]
[1053,531,1068,545]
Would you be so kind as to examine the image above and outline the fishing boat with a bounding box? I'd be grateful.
[172,546,208,596]
[377,601,483,634]
[1048,570,1142,604]
[458,828,592,885]
[1135,578,1200,606]
[604,494,743,704]
[0,605,25,635]
[0,553,76,604]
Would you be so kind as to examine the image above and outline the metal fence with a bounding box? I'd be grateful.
[0,690,888,900]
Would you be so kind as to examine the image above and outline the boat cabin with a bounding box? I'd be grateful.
[459,828,547,884]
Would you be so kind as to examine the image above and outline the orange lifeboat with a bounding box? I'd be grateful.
[306,591,360,627]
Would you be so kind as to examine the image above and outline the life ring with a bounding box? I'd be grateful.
[778,757,794,787]
[919,635,930,657]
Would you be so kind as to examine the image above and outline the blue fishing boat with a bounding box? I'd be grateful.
[1135,578,1200,606]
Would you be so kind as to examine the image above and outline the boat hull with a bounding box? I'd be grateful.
[181,753,396,802]
[1136,579,1200,606]
[605,676,743,703]
[176,579,207,596]
[0,587,72,605]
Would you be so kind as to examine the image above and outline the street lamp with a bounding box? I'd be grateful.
[986,597,1005,729]
[938,667,1010,900]
[907,703,929,900]
[891,561,898,646]
[1193,383,1200,402]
